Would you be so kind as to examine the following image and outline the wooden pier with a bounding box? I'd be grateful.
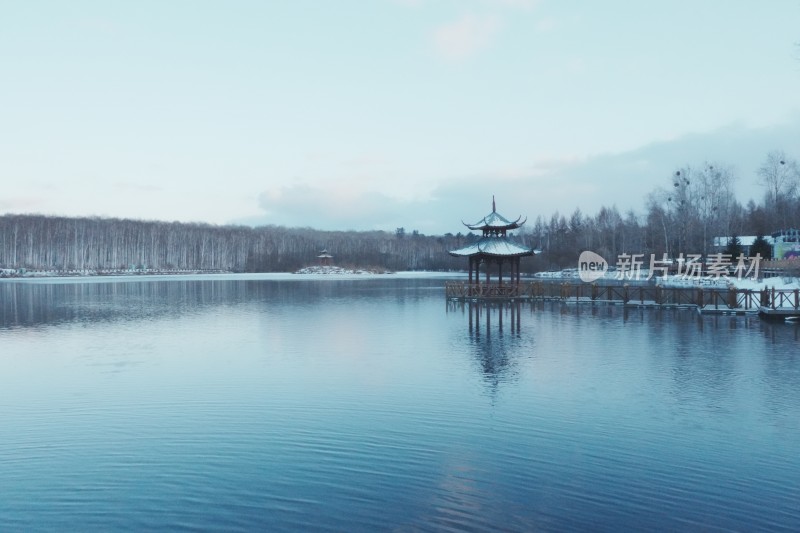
[445,281,800,316]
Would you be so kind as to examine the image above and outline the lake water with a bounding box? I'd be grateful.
[1,274,799,532]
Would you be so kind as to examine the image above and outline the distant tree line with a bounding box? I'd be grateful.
[0,215,471,272]
[521,149,800,270]
[1,150,797,274]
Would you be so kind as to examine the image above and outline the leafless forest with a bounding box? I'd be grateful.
[526,152,800,267]
[1,151,798,273]
[0,215,468,272]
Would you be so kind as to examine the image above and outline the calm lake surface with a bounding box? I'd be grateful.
[2,274,800,532]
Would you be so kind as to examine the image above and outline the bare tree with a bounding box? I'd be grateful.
[646,190,672,257]
[696,163,736,256]
[758,150,800,228]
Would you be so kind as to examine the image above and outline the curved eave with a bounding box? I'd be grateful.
[448,243,482,257]
[448,238,535,258]
[449,250,534,258]
[463,213,526,231]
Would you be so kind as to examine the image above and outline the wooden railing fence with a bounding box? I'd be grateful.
[445,281,800,312]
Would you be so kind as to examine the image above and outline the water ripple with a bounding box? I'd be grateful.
[2,278,800,531]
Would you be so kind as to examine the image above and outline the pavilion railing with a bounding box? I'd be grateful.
[445,282,522,299]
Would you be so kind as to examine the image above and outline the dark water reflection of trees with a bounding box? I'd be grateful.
[0,277,447,330]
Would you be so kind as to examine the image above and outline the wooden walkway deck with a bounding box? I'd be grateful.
[445,281,800,315]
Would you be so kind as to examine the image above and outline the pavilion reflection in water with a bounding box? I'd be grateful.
[446,197,533,337]
[448,299,524,336]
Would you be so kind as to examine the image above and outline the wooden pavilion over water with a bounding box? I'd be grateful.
[448,198,534,298]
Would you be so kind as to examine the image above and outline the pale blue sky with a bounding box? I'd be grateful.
[2,0,799,233]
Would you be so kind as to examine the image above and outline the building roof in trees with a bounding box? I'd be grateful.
[712,236,772,247]
[771,229,800,242]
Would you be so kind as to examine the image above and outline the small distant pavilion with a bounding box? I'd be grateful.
[448,198,534,289]
[317,249,333,266]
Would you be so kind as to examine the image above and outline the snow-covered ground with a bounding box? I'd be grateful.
[656,275,734,289]
[531,269,800,291]
[0,268,229,278]
[727,276,800,291]
[656,274,799,291]
[533,269,652,282]
[294,266,393,275]
[532,270,581,280]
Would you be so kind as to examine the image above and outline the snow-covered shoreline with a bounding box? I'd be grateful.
[0,268,229,278]
[531,269,799,290]
[0,270,464,283]
[293,265,394,275]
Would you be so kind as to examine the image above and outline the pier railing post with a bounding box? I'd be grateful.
[447,280,792,313]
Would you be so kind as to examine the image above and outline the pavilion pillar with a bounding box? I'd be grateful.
[473,257,476,284]
[499,260,503,286]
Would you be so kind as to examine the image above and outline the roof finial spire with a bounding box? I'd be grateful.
[492,195,496,213]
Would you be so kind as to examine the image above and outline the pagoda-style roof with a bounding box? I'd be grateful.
[449,197,534,259]
[449,236,533,258]
[448,197,534,290]
[463,197,526,232]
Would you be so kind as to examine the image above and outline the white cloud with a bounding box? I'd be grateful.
[564,56,586,75]
[433,13,502,61]
[394,0,539,9]
[237,119,800,234]
[485,0,540,9]
[0,196,46,211]
[256,182,409,230]
[534,16,556,32]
